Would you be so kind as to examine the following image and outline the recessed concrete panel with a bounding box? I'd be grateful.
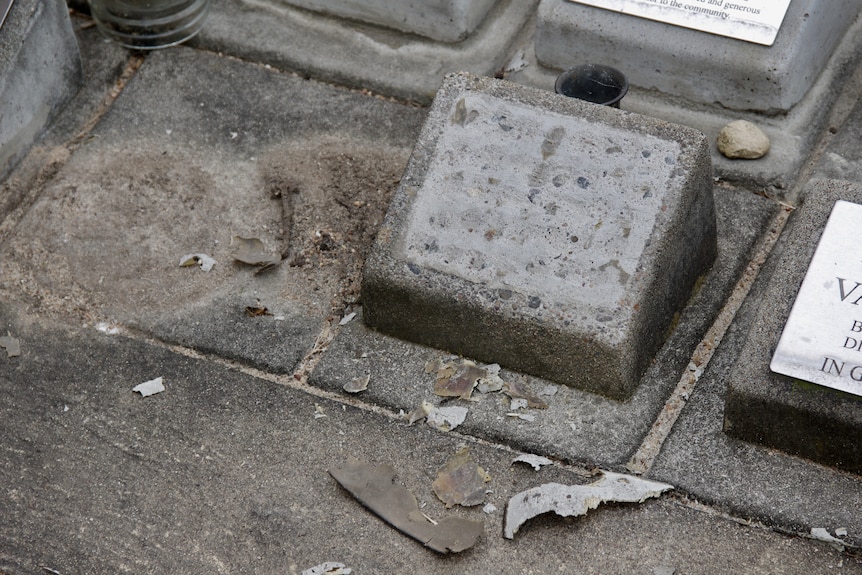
[0,0,81,180]
[281,0,498,42]
[724,179,862,475]
[363,73,716,399]
[534,0,861,113]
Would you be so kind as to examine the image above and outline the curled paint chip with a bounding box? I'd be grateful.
[504,472,673,539]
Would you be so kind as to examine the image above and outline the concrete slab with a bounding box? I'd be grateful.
[312,184,774,467]
[190,0,537,104]
[0,0,81,181]
[509,10,862,194]
[815,95,862,184]
[0,302,857,573]
[363,72,716,399]
[0,46,425,372]
[534,0,861,114]
[282,0,499,42]
[722,180,862,474]
[650,199,862,543]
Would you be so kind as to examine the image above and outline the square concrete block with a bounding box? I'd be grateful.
[724,180,862,475]
[535,0,861,113]
[363,73,716,399]
[281,0,498,42]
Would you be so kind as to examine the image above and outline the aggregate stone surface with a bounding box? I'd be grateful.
[0,303,858,574]
[0,45,425,373]
[311,184,775,467]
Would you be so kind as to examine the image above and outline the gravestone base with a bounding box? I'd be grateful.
[363,72,716,400]
[0,0,81,181]
[509,0,862,193]
[724,180,862,475]
[280,0,499,43]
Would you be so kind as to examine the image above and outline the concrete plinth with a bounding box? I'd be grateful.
[724,179,862,475]
[0,0,81,181]
[534,0,860,114]
[281,0,499,42]
[363,73,716,399]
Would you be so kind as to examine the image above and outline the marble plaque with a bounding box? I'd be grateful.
[567,0,791,46]
[771,201,862,397]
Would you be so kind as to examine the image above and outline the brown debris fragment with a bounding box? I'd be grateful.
[329,457,483,554]
[434,360,485,400]
[231,236,281,271]
[503,380,548,409]
[432,448,491,508]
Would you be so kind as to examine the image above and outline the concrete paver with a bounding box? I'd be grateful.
[1,303,859,574]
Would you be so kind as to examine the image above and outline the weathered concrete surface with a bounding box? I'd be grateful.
[722,180,862,474]
[313,184,773,467]
[363,73,716,399]
[282,0,499,42]
[0,45,425,372]
[0,0,81,181]
[534,0,861,113]
[0,302,858,574]
[191,0,537,104]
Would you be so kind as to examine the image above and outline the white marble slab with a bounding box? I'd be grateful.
[566,0,791,45]
[771,200,862,397]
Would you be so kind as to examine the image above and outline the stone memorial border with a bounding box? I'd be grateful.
[724,179,862,475]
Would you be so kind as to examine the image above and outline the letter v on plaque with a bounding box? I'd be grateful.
[770,200,862,396]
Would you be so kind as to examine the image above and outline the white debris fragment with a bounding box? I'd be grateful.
[230,131,238,139]
[482,503,497,514]
[343,374,369,394]
[504,472,673,539]
[810,528,846,551]
[133,377,165,397]
[476,369,505,394]
[426,405,469,432]
[95,322,122,335]
[314,404,327,419]
[0,332,21,357]
[301,562,352,575]
[538,384,559,396]
[406,400,435,425]
[179,253,217,272]
[509,398,528,411]
[506,412,535,422]
[338,312,357,326]
[835,527,849,537]
[512,454,553,471]
[504,49,528,73]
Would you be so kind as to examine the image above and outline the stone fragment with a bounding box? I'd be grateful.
[717,120,770,159]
